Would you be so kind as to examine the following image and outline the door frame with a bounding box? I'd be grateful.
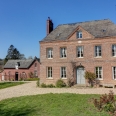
[76,66,85,84]
[15,72,18,81]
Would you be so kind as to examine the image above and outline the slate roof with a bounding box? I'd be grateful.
[41,19,116,42]
[4,59,35,69]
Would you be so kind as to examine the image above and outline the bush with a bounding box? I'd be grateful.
[47,84,55,88]
[25,78,39,81]
[56,79,66,88]
[36,78,40,87]
[41,83,47,88]
[84,71,96,87]
[93,90,116,115]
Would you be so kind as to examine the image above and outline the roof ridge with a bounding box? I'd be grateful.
[58,19,111,26]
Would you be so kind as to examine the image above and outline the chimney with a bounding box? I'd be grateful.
[47,17,53,35]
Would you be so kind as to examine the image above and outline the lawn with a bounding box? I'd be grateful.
[0,93,110,116]
[0,82,26,89]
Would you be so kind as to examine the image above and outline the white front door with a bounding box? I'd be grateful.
[77,67,85,84]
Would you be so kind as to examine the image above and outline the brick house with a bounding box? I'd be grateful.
[2,57,40,81]
[39,18,116,86]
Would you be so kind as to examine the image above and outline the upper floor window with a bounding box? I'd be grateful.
[60,47,67,58]
[77,31,82,38]
[77,46,83,58]
[112,45,116,57]
[95,46,101,57]
[95,67,103,79]
[47,48,53,58]
[47,67,52,78]
[61,67,66,78]
[35,63,37,67]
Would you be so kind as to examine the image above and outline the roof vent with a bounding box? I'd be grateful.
[102,29,106,32]
[57,33,61,36]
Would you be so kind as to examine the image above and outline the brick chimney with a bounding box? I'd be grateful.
[47,17,53,35]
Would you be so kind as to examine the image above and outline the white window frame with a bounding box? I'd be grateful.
[77,46,83,58]
[47,48,53,59]
[61,67,66,78]
[77,31,82,38]
[95,67,103,80]
[112,67,116,80]
[112,45,116,57]
[95,46,102,57]
[47,67,52,78]
[60,47,67,58]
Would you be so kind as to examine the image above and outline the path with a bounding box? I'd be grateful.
[0,81,116,101]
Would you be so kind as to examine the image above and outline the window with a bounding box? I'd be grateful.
[95,67,103,79]
[112,67,116,79]
[60,47,67,58]
[112,45,116,56]
[47,48,53,58]
[77,31,82,38]
[35,63,37,67]
[34,70,37,77]
[61,67,66,78]
[77,46,83,58]
[95,46,101,57]
[47,67,52,78]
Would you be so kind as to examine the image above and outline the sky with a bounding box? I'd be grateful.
[0,0,116,59]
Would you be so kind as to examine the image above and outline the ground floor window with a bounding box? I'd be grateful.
[61,67,66,78]
[112,67,116,79]
[47,67,52,78]
[95,67,103,79]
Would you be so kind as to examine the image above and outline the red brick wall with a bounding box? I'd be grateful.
[3,60,40,81]
[40,34,116,85]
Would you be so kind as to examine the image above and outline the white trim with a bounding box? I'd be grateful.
[112,67,116,80]
[60,67,67,78]
[60,47,67,58]
[47,67,52,78]
[95,66,103,80]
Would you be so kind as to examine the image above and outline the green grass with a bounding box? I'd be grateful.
[0,93,110,116]
[0,82,26,89]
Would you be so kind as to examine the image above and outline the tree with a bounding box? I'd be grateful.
[4,45,25,64]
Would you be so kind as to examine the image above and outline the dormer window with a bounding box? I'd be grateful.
[15,62,20,69]
[77,31,82,38]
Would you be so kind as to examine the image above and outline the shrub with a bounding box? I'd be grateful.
[56,79,66,88]
[47,84,55,88]
[84,71,96,87]
[67,77,74,87]
[25,78,39,81]
[41,83,47,88]
[93,90,116,115]
[36,78,40,87]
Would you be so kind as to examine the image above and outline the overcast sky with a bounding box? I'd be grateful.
[0,0,116,59]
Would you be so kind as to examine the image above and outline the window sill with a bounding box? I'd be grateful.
[46,78,53,80]
[77,57,84,58]
[96,78,103,80]
[94,56,102,58]
[47,58,53,59]
[60,57,67,59]
[61,78,67,79]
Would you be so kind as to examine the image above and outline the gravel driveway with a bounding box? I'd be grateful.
[0,81,116,101]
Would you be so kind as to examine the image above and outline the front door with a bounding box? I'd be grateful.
[15,72,18,81]
[77,67,85,84]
